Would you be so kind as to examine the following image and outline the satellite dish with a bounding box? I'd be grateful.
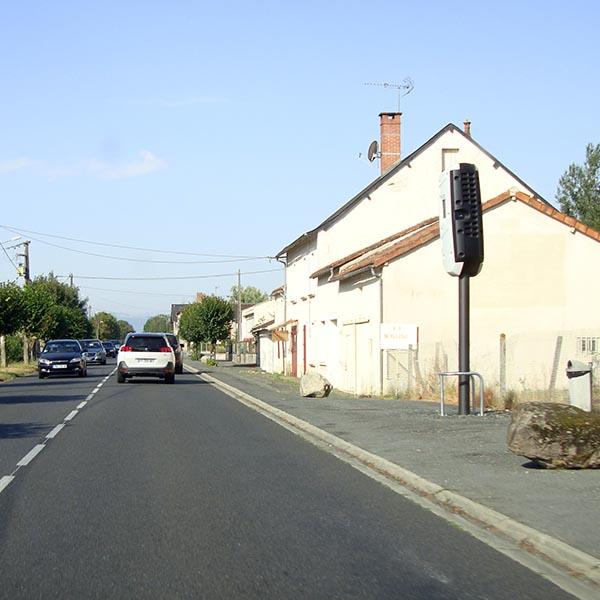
[367,140,379,162]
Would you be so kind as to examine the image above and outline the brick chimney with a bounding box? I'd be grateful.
[379,112,402,173]
[463,119,472,137]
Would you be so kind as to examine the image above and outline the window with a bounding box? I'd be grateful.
[577,336,600,355]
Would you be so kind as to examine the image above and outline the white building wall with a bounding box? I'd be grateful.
[381,199,600,400]
[316,130,535,268]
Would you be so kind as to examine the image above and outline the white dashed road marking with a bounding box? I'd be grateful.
[0,475,15,493]
[0,367,119,497]
[17,444,46,467]
[46,424,65,439]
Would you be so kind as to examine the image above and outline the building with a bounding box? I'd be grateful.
[267,115,600,403]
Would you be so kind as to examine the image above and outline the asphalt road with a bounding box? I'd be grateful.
[0,363,575,599]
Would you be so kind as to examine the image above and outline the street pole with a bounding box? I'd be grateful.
[458,274,471,415]
[69,273,74,287]
[237,269,242,361]
[15,241,32,363]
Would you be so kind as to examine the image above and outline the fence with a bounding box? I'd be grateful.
[384,330,600,408]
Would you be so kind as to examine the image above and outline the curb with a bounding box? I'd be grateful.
[186,364,600,588]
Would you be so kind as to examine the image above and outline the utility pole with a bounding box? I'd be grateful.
[16,241,31,283]
[69,273,74,287]
[237,269,242,362]
[15,241,31,363]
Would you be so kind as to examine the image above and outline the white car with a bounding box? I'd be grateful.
[117,333,176,384]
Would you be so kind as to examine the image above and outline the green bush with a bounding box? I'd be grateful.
[6,335,23,363]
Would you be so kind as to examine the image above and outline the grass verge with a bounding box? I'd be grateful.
[0,362,37,383]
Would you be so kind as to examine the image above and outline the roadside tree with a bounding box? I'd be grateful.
[0,282,24,367]
[556,143,600,230]
[229,285,268,304]
[179,296,233,357]
[143,314,171,333]
[91,311,120,339]
[118,319,135,340]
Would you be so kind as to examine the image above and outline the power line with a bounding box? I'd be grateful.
[78,285,198,297]
[0,242,18,271]
[6,231,270,265]
[1,224,271,260]
[58,267,282,281]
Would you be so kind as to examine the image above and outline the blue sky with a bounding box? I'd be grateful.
[1,0,598,329]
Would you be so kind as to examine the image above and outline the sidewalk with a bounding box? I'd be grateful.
[184,360,600,572]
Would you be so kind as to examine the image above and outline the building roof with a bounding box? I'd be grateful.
[318,190,600,281]
[276,123,548,259]
[170,303,188,322]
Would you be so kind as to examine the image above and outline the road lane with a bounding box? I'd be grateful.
[0,362,116,474]
[0,370,575,599]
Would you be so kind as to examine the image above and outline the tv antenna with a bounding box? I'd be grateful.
[364,77,414,112]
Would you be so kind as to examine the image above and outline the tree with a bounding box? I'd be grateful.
[556,143,600,231]
[26,274,92,339]
[0,282,24,337]
[20,283,56,362]
[143,314,171,333]
[117,319,135,340]
[229,285,268,304]
[91,311,120,339]
[179,296,233,354]
[0,282,25,367]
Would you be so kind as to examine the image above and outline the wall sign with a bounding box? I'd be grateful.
[380,324,418,350]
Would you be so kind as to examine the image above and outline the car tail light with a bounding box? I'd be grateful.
[120,345,133,352]
[159,346,172,353]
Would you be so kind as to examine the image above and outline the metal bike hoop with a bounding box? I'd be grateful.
[438,371,485,416]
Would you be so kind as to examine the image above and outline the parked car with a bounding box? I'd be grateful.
[102,341,117,358]
[79,339,107,365]
[164,333,184,374]
[117,333,176,384]
[38,339,87,378]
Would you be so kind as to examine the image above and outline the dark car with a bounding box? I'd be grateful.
[102,341,117,358]
[165,333,184,374]
[38,339,87,379]
[79,339,107,365]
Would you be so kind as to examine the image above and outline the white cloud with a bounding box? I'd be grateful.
[90,150,167,179]
[0,157,34,173]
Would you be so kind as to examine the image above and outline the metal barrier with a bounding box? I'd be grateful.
[438,371,485,416]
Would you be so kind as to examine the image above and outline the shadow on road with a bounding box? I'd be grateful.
[0,394,83,405]
[0,422,50,439]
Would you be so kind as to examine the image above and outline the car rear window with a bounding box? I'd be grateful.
[43,342,80,353]
[127,336,168,352]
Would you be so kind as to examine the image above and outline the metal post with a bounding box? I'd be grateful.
[23,241,30,282]
[237,269,242,362]
[458,274,470,415]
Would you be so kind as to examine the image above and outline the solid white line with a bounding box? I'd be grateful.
[64,410,78,422]
[76,401,87,409]
[17,444,46,467]
[0,475,15,494]
[46,424,65,439]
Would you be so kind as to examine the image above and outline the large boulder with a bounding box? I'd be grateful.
[300,372,333,398]
[507,402,600,469]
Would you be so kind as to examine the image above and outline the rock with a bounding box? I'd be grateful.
[507,402,600,469]
[300,372,333,398]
